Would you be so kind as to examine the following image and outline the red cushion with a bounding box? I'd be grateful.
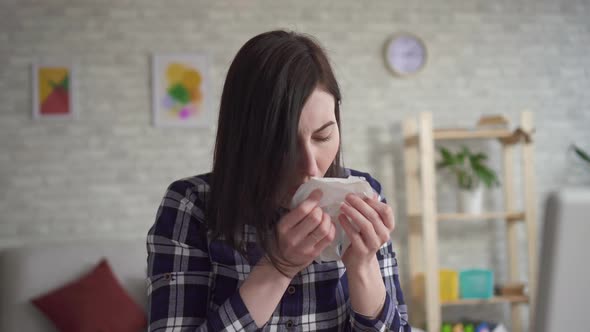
[31,258,146,332]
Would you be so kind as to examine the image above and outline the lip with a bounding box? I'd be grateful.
[289,182,306,194]
[289,186,299,195]
[289,178,311,195]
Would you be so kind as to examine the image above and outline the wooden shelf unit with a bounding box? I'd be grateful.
[441,295,529,306]
[402,112,538,332]
[404,127,531,146]
[408,212,526,222]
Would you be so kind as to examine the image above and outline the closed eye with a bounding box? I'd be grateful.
[312,121,335,143]
[313,135,332,142]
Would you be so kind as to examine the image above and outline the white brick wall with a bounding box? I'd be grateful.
[1,0,589,329]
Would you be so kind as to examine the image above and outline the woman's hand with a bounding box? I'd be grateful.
[338,192,395,272]
[338,192,394,318]
[272,189,336,278]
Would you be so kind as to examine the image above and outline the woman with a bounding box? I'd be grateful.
[147,30,410,331]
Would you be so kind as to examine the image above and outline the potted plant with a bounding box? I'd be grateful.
[437,146,500,214]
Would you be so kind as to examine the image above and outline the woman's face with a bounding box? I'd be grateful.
[287,87,340,197]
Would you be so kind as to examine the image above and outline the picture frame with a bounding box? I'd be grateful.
[32,63,77,119]
[151,54,213,128]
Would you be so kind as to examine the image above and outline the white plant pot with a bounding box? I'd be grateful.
[458,186,483,214]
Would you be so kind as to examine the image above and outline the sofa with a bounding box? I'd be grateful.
[0,237,148,331]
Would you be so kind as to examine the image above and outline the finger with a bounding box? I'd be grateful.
[340,202,382,250]
[346,194,385,230]
[363,191,379,202]
[364,198,395,232]
[312,217,336,253]
[280,189,323,230]
[291,207,324,244]
[339,214,365,252]
[301,212,333,249]
[340,200,374,233]
[347,194,391,243]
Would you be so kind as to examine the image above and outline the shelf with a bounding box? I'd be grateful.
[434,128,513,141]
[438,212,525,222]
[441,295,529,306]
[408,212,525,223]
[404,128,531,146]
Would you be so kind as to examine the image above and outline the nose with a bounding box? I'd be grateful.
[298,142,320,178]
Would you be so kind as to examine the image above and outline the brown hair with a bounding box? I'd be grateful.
[208,30,344,270]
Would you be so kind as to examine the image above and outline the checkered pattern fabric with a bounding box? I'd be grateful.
[147,169,411,331]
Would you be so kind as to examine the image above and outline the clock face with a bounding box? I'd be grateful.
[386,35,427,76]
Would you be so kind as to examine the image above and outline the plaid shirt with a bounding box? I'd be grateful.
[147,169,410,331]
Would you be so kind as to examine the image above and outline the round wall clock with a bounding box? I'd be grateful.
[384,33,428,77]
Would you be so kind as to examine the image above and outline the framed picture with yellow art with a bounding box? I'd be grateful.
[151,54,212,128]
[32,63,77,119]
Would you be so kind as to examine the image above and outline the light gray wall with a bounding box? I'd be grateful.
[1,0,589,329]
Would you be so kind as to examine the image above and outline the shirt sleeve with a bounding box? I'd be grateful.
[346,170,411,332]
[146,179,259,332]
[348,241,411,331]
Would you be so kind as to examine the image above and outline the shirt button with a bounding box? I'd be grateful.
[164,273,171,280]
[287,285,296,294]
[286,320,294,328]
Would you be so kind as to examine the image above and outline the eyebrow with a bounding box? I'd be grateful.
[313,121,335,134]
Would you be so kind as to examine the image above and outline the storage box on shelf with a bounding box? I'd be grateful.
[459,269,494,300]
[413,269,460,302]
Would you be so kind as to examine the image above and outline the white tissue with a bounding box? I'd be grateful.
[289,176,379,263]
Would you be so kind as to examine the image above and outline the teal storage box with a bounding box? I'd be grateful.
[459,269,494,299]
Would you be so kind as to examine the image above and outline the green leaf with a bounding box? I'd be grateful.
[573,145,590,164]
[472,153,487,163]
[437,147,456,169]
[441,147,454,161]
[437,160,450,169]
[472,163,499,188]
[437,146,498,189]
[440,147,452,159]
[476,169,492,187]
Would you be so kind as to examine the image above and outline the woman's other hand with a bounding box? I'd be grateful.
[272,189,336,278]
[338,192,395,272]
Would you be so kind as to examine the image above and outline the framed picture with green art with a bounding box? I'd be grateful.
[32,63,77,119]
[151,54,212,128]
